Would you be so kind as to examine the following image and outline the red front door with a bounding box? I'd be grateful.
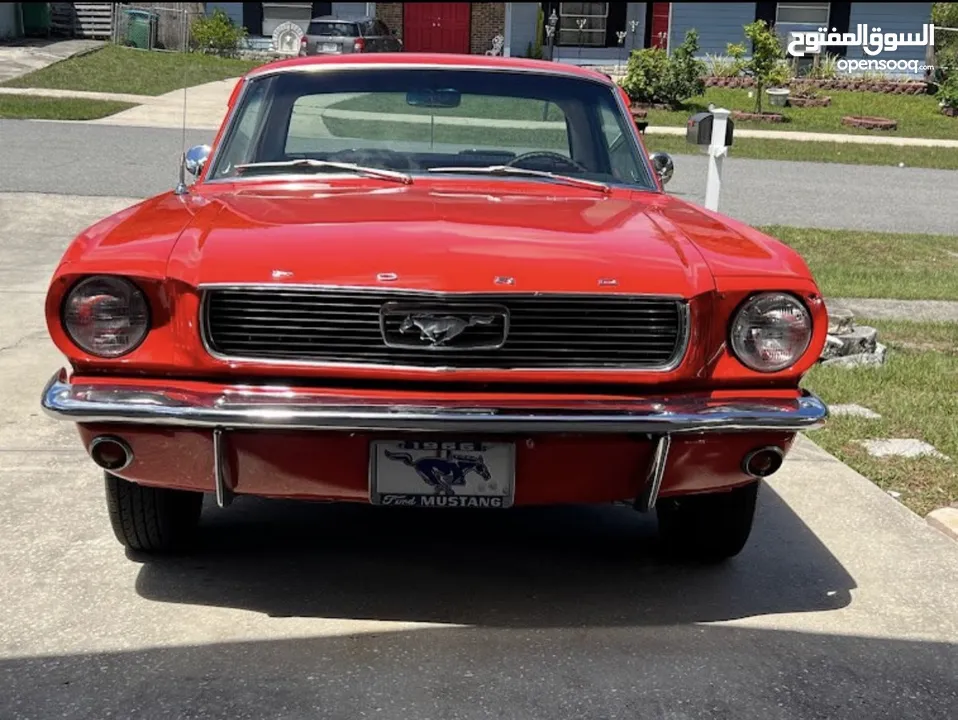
[403,2,471,54]
[650,3,671,50]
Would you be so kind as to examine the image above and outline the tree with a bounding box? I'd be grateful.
[742,20,786,114]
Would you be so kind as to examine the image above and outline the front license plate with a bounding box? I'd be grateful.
[321,43,338,52]
[370,440,515,508]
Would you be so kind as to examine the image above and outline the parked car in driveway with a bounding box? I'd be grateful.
[41,53,828,563]
[299,15,401,55]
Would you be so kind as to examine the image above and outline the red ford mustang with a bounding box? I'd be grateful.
[41,54,827,562]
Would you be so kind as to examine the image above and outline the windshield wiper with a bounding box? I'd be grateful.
[426,165,610,194]
[235,159,413,184]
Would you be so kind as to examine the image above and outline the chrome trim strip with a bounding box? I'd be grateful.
[634,435,672,513]
[198,286,691,374]
[197,282,688,299]
[213,428,234,508]
[41,371,829,434]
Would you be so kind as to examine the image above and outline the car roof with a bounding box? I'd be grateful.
[246,53,616,86]
[309,15,370,22]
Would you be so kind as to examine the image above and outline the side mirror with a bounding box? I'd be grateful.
[185,144,212,177]
[650,152,674,185]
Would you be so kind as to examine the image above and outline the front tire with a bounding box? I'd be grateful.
[656,481,759,563]
[105,473,203,553]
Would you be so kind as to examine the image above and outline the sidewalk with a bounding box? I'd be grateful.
[828,298,958,323]
[6,80,958,149]
[644,124,958,148]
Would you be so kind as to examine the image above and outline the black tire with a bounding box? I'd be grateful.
[656,481,759,563]
[104,473,203,553]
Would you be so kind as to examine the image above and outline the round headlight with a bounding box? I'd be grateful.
[62,276,150,358]
[730,293,812,372]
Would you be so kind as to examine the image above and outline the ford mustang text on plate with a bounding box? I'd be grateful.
[41,54,828,562]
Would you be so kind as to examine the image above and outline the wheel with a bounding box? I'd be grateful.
[104,472,203,553]
[655,481,759,563]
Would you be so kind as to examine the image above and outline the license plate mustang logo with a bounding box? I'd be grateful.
[370,440,515,508]
[380,302,509,350]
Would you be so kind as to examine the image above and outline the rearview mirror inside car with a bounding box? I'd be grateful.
[406,88,462,109]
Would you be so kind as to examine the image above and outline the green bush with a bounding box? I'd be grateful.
[938,72,958,111]
[621,30,705,109]
[191,9,247,56]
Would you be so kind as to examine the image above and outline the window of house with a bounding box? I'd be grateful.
[775,2,830,26]
[558,2,609,47]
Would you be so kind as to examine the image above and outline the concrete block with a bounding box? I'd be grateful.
[827,306,855,335]
[829,404,881,419]
[859,438,949,460]
[926,507,958,541]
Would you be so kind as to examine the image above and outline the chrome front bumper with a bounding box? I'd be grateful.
[41,371,828,435]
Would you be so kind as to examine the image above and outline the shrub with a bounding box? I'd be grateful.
[621,30,705,109]
[806,53,840,80]
[938,72,958,111]
[191,9,247,56]
[706,42,748,77]
[742,20,785,114]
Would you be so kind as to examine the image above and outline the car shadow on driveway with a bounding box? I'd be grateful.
[133,484,855,627]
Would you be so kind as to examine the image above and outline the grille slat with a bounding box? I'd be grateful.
[203,288,687,370]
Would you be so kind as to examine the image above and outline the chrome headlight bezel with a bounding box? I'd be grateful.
[729,292,813,373]
[61,276,151,358]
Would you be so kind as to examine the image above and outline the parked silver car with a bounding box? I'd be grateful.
[300,15,402,55]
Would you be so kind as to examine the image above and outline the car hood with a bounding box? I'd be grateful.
[168,183,718,297]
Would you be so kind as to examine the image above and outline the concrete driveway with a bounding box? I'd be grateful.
[0,39,103,83]
[1,193,958,719]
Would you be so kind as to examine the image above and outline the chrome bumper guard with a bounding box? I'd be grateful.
[41,371,827,435]
[42,371,827,511]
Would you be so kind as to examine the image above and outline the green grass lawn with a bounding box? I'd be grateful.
[643,133,958,171]
[803,318,958,516]
[1,45,261,96]
[0,94,135,120]
[645,87,958,140]
[762,227,958,301]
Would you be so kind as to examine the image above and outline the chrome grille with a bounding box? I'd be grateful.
[202,287,688,370]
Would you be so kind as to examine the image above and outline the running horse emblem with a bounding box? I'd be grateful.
[384,450,492,495]
[399,314,495,346]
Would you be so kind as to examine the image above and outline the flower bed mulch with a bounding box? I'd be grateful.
[731,110,786,123]
[941,106,958,118]
[788,95,832,108]
[841,115,898,131]
[629,102,673,112]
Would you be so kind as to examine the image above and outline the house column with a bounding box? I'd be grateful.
[503,2,512,56]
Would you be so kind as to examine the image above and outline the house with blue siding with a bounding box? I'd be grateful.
[205,3,934,74]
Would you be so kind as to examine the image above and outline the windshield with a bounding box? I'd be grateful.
[307,22,359,36]
[206,68,656,190]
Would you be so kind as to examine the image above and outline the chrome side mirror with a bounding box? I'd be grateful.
[185,144,212,177]
[650,152,674,185]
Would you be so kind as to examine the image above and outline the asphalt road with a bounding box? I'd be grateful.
[1,193,958,719]
[2,119,956,234]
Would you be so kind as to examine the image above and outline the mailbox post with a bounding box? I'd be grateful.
[686,107,734,212]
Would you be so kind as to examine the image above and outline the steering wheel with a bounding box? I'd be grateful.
[326,147,415,171]
[506,150,589,173]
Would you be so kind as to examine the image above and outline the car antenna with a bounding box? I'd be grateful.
[174,69,189,195]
